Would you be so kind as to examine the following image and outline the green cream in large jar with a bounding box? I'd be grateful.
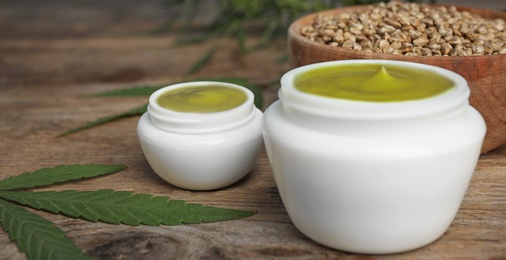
[294,64,455,102]
[157,84,248,113]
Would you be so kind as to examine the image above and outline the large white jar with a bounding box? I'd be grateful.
[262,60,486,254]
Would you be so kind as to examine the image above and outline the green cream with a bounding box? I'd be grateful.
[294,64,455,102]
[157,85,247,113]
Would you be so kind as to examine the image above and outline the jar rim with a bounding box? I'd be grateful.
[148,81,256,133]
[280,60,469,119]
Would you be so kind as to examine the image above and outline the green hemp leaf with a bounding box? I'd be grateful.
[0,190,255,225]
[57,103,148,137]
[0,165,256,260]
[0,199,91,260]
[0,164,126,191]
[58,78,263,137]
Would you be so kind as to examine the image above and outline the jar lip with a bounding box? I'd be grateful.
[149,81,254,115]
[280,60,469,119]
[148,81,256,133]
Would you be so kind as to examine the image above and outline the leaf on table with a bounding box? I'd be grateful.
[0,190,256,226]
[57,103,147,137]
[0,165,126,191]
[0,199,90,260]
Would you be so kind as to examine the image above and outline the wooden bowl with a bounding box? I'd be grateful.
[288,5,506,153]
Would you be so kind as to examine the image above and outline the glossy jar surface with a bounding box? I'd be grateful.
[137,81,263,190]
[262,60,486,254]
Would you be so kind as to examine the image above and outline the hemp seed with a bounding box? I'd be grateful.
[300,2,506,56]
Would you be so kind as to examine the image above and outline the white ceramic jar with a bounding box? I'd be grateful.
[137,81,263,190]
[262,60,486,254]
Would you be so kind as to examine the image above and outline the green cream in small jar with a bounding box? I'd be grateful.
[294,64,455,102]
[157,85,248,113]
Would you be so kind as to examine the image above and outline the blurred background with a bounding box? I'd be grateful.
[0,0,504,88]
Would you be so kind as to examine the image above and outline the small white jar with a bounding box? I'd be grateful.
[262,60,486,254]
[137,81,263,190]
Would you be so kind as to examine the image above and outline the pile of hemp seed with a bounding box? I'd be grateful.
[300,2,506,56]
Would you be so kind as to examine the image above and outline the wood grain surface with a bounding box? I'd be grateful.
[1,1,505,259]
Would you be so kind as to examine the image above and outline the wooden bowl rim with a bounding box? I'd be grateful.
[288,4,506,62]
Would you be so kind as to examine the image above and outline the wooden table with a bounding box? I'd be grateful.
[1,1,505,259]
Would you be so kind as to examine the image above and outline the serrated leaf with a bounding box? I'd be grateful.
[0,199,90,260]
[0,165,126,191]
[0,190,256,226]
[57,103,147,137]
